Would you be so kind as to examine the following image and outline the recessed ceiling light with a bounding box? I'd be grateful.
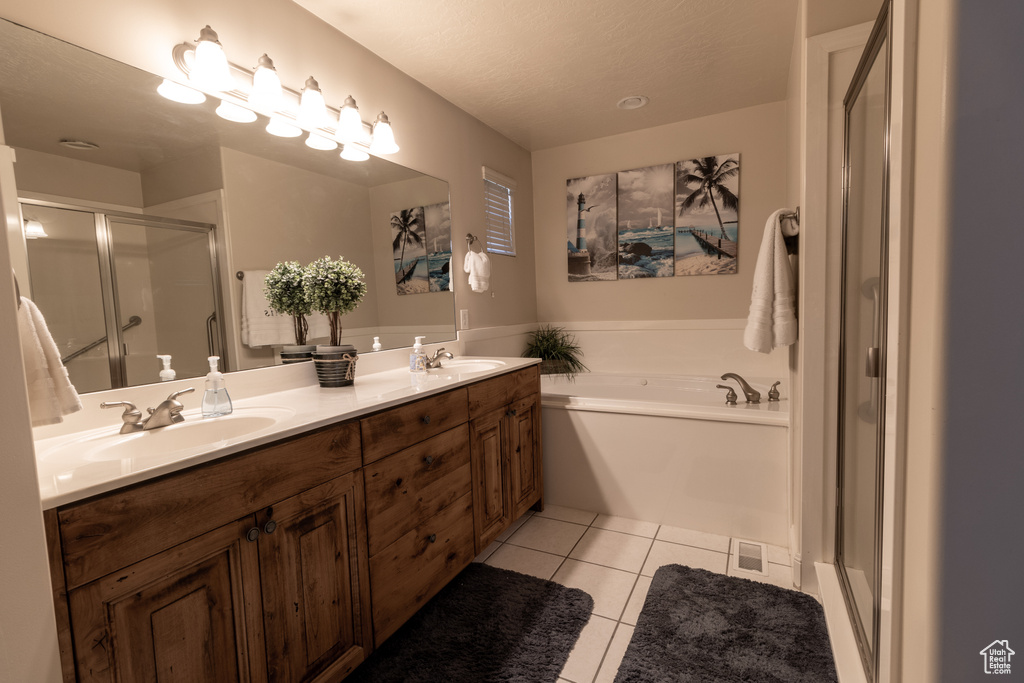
[616,96,649,110]
[59,139,99,150]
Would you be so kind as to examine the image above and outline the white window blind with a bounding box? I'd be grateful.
[482,166,516,256]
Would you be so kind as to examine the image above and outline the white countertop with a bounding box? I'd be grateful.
[35,357,539,510]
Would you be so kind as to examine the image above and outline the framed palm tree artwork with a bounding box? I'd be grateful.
[674,154,740,276]
[391,206,429,294]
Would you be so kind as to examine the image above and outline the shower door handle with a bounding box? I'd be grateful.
[865,347,880,378]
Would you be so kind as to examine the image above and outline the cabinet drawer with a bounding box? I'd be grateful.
[369,492,475,644]
[364,426,472,557]
[58,421,361,590]
[360,388,468,464]
[467,365,540,418]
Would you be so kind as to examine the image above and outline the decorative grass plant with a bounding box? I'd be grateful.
[302,255,367,347]
[522,325,588,379]
[264,261,313,346]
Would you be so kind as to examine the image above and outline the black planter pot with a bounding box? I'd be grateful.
[312,344,358,387]
[280,344,316,364]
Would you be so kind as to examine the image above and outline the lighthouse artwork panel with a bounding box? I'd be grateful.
[566,173,618,281]
[617,163,676,279]
[674,154,740,276]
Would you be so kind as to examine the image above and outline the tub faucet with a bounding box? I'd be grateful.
[426,348,454,369]
[720,373,760,404]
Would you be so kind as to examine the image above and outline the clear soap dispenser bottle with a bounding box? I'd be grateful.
[202,355,233,418]
[410,336,427,373]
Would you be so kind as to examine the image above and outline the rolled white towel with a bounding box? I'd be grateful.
[463,251,491,293]
[743,209,797,353]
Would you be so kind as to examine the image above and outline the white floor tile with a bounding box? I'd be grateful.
[473,540,501,563]
[559,615,617,683]
[552,559,638,620]
[505,515,588,556]
[641,540,728,577]
[655,524,731,553]
[767,543,791,566]
[569,528,653,574]
[534,504,598,526]
[594,624,635,683]
[484,543,565,580]
[619,574,653,626]
[495,510,533,542]
[592,514,659,538]
[727,560,795,590]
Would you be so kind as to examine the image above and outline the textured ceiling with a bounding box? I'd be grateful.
[292,0,800,150]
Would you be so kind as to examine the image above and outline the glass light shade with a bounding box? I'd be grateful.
[157,79,206,104]
[189,26,234,92]
[24,219,48,239]
[334,95,364,144]
[340,145,370,162]
[369,111,399,154]
[305,133,338,151]
[298,76,328,129]
[249,55,283,113]
[266,115,302,138]
[216,100,257,123]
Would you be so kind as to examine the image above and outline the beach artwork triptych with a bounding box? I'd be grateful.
[391,201,452,295]
[566,153,739,282]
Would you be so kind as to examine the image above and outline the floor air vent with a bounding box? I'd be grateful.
[730,539,769,577]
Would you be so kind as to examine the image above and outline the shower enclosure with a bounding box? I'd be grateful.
[20,199,225,393]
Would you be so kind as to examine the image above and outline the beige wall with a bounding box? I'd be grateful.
[807,0,881,37]
[532,101,788,323]
[141,147,223,206]
[14,146,143,207]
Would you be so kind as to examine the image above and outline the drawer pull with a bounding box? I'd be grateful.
[424,455,434,466]
[246,527,260,543]
[422,415,431,425]
[264,520,277,535]
[428,534,437,543]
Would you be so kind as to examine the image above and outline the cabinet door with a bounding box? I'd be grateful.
[68,517,265,683]
[257,471,373,683]
[509,394,543,519]
[470,407,511,551]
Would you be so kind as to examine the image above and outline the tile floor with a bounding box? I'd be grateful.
[473,504,794,683]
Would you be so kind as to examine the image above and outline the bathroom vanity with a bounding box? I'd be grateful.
[39,361,542,682]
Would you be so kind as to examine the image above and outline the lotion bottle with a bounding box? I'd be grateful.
[201,355,233,417]
[409,336,427,373]
[157,354,176,381]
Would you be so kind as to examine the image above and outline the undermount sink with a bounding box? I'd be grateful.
[42,407,296,463]
[434,358,507,373]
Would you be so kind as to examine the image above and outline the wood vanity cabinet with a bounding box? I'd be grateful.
[47,421,373,683]
[467,366,543,551]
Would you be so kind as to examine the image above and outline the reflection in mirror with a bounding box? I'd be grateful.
[0,17,456,392]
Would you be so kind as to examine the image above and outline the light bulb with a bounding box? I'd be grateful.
[298,76,328,129]
[266,115,302,138]
[216,100,257,123]
[369,111,399,154]
[189,26,234,92]
[249,54,283,113]
[340,145,369,162]
[335,95,364,144]
[157,79,206,104]
[305,133,338,151]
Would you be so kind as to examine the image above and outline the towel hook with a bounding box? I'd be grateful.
[12,269,20,309]
[236,271,245,280]
[466,233,481,252]
[780,206,800,225]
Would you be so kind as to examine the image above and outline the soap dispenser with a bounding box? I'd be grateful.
[202,356,233,418]
[157,354,176,382]
[409,336,427,373]
[372,336,382,352]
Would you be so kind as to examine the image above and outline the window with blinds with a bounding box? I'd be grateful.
[482,166,516,256]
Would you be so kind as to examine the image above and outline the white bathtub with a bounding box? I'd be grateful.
[540,373,790,548]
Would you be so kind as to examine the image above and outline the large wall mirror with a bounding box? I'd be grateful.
[0,18,456,393]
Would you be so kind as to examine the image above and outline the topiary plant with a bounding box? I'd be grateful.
[264,261,313,345]
[302,255,367,346]
[522,325,588,379]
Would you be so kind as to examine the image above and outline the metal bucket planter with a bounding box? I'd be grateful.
[312,344,358,387]
[280,344,316,364]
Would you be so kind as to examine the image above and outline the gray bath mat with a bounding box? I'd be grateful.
[615,564,838,683]
[347,563,593,682]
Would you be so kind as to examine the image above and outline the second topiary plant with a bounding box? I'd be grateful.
[303,256,367,387]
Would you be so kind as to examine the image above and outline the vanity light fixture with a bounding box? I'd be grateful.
[369,112,399,154]
[298,76,328,129]
[305,133,338,151]
[340,144,369,162]
[189,26,234,92]
[248,54,283,113]
[216,100,257,123]
[266,115,302,138]
[157,78,206,104]
[335,95,363,144]
[24,219,48,239]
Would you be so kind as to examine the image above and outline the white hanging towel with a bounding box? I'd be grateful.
[743,209,797,353]
[463,251,491,293]
[17,297,82,426]
[241,269,293,347]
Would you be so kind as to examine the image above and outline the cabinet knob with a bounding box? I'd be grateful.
[246,527,260,543]
[395,477,403,488]
[511,408,517,416]
[264,520,277,535]
[427,534,437,543]
[424,455,434,465]
[422,415,431,425]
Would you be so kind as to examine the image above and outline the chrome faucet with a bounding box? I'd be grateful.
[100,387,195,434]
[425,348,454,369]
[720,373,760,404]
